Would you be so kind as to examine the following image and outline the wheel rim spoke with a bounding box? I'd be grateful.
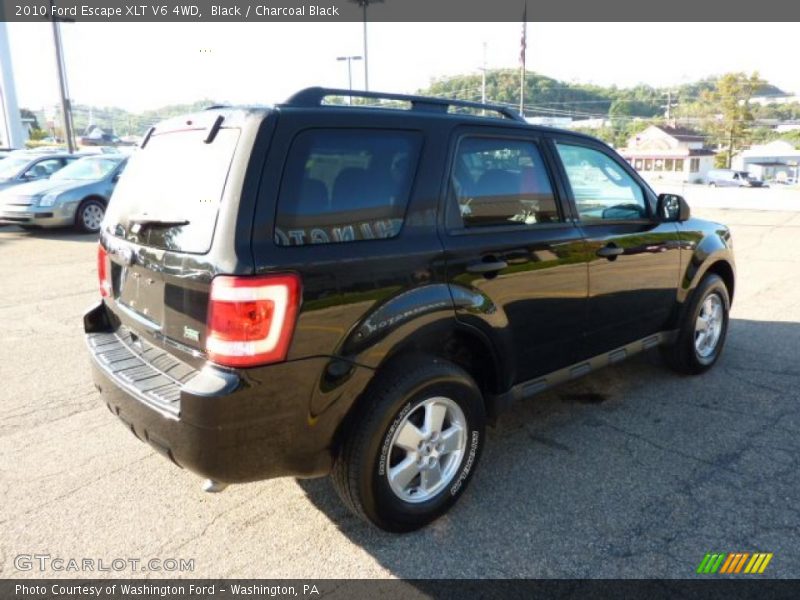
[388,455,420,490]
[695,330,707,348]
[424,402,447,436]
[394,421,424,453]
[420,462,442,491]
[439,426,463,455]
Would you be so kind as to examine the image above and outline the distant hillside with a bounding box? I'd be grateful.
[33,99,221,138]
[23,72,793,141]
[417,70,787,121]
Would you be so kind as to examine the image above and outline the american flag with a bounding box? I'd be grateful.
[519,4,527,68]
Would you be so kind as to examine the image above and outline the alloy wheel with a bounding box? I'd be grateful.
[386,396,467,503]
[694,292,724,358]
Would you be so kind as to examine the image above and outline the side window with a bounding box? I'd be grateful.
[556,143,647,221]
[275,129,421,246]
[450,137,559,228]
[25,158,63,179]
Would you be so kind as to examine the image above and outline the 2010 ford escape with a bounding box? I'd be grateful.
[84,88,735,532]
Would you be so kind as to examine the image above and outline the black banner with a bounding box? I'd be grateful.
[3,580,800,600]
[1,0,798,22]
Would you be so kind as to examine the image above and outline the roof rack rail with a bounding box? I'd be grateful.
[284,87,527,123]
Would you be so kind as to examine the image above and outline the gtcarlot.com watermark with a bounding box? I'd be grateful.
[14,554,195,573]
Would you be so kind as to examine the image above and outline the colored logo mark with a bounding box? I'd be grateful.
[697,552,773,574]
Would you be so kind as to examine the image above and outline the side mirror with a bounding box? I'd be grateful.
[657,193,691,222]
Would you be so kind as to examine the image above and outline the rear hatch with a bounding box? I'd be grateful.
[101,111,254,363]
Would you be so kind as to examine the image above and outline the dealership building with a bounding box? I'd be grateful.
[732,140,800,183]
[620,125,716,184]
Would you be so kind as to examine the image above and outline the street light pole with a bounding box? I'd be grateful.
[362,3,369,91]
[350,0,382,91]
[336,56,362,104]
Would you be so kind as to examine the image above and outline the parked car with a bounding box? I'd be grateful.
[80,130,136,147]
[0,155,127,232]
[706,169,763,187]
[0,151,80,192]
[84,88,735,532]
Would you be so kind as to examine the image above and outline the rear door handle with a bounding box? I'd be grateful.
[467,260,508,274]
[596,244,625,259]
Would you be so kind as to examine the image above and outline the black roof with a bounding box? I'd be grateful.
[656,125,705,142]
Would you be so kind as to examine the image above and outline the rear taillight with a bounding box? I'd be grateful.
[97,245,111,298]
[206,274,301,367]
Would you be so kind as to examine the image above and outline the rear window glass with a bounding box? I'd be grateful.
[104,127,239,254]
[275,129,421,246]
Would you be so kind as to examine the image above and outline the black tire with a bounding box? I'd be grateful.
[332,356,486,532]
[662,273,730,375]
[75,198,105,234]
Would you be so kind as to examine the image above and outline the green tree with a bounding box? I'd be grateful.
[699,72,765,168]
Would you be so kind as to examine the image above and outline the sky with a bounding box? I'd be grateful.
[5,22,800,113]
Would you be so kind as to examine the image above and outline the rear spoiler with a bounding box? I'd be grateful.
[140,111,228,149]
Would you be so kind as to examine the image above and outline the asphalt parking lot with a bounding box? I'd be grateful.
[1,206,799,579]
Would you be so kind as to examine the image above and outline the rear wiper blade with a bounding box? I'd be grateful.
[128,215,190,233]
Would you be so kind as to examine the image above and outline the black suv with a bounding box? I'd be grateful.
[84,88,734,532]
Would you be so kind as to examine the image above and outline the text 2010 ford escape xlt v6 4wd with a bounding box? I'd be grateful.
[85,88,734,532]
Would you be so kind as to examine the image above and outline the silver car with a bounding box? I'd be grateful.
[0,155,127,232]
[0,152,80,192]
[707,169,764,188]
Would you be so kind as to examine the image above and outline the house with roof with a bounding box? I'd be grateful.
[619,125,716,183]
[732,140,800,184]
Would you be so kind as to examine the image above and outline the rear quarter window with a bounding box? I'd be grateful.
[274,129,421,246]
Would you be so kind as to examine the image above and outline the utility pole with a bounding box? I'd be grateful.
[727,124,734,169]
[665,89,679,123]
[666,90,671,121]
[51,4,76,153]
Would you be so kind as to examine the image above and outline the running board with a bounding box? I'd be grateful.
[491,331,677,415]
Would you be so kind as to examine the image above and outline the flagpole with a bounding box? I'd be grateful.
[519,4,527,117]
